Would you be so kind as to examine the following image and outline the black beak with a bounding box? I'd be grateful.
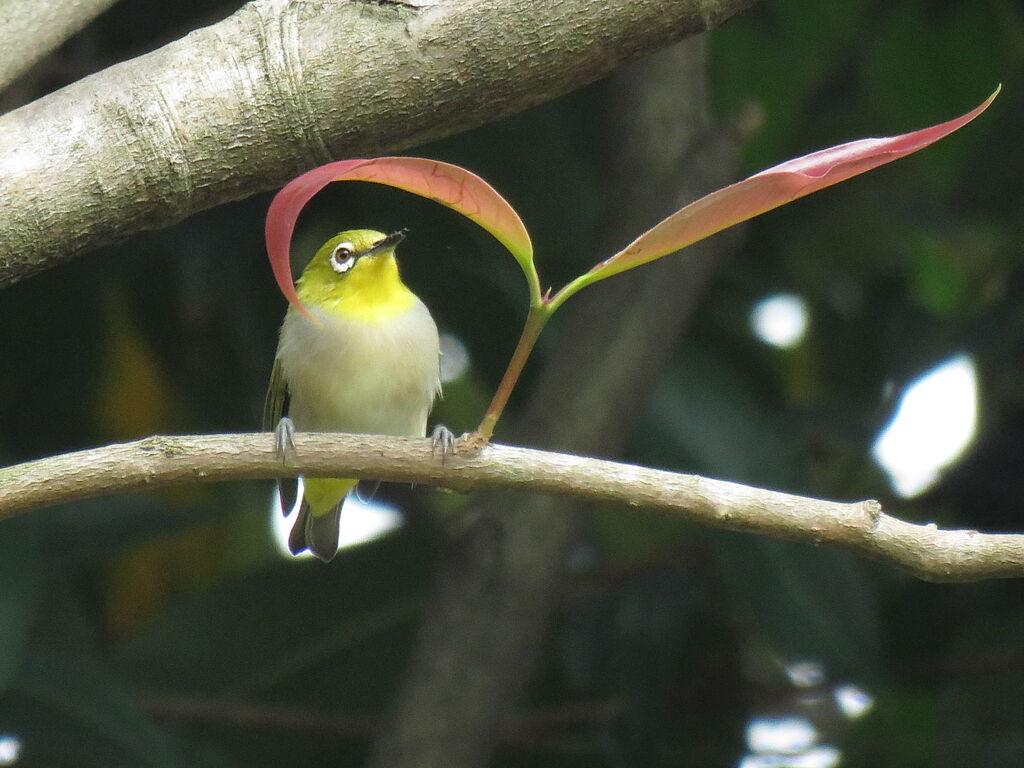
[366,228,408,256]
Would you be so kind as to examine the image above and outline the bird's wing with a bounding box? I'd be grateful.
[263,358,289,430]
[264,359,299,515]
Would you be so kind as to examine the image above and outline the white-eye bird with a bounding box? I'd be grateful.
[264,229,443,562]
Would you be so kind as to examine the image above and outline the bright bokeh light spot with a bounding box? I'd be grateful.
[834,683,874,719]
[271,480,404,559]
[740,665,870,768]
[739,746,841,768]
[872,354,978,497]
[746,717,818,754]
[439,332,470,383]
[751,293,810,349]
[0,736,21,765]
[785,660,825,688]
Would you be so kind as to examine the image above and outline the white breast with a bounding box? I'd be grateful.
[276,300,441,438]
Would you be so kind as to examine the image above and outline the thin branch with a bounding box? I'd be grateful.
[142,692,621,744]
[1,432,1022,583]
[0,0,120,92]
[143,694,373,741]
[0,0,757,288]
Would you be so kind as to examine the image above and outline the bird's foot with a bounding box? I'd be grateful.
[430,424,457,465]
[275,416,296,461]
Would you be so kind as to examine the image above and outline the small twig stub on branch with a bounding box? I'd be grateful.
[1,432,1022,582]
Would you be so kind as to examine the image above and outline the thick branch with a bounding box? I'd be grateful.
[1,432,1022,582]
[0,0,120,92]
[0,0,756,287]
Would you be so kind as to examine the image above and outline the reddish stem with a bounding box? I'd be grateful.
[474,306,550,442]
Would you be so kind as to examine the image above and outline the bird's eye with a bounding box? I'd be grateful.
[329,242,357,274]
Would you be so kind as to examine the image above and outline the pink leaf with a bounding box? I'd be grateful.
[266,157,534,318]
[588,87,1000,282]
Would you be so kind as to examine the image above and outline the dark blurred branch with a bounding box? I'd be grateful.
[2,432,1023,582]
[0,0,120,93]
[0,0,757,288]
[142,692,621,745]
[144,694,373,740]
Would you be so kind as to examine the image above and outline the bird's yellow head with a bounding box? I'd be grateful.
[294,229,417,322]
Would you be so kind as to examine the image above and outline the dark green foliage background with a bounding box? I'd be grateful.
[1,0,1023,765]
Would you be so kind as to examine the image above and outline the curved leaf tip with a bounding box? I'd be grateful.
[265,159,368,320]
[266,157,537,317]
[586,86,1001,283]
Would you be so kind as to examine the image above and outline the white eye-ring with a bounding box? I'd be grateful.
[329,242,357,274]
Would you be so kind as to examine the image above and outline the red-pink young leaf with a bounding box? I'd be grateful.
[266,157,535,319]
[587,86,1000,283]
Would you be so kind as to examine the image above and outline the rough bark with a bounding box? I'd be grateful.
[0,0,757,288]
